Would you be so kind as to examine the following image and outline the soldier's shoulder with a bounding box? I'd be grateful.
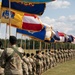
[6,48,14,54]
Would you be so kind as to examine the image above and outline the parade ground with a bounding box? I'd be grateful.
[42,59,75,75]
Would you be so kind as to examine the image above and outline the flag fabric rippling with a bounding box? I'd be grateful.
[2,0,46,15]
[10,0,55,3]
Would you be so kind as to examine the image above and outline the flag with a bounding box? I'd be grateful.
[17,27,46,40]
[58,32,65,42]
[2,0,46,15]
[22,13,43,32]
[10,0,55,3]
[1,9,43,32]
[65,35,74,42]
[52,31,60,41]
[17,26,53,41]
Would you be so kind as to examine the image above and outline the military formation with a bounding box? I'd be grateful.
[0,36,75,75]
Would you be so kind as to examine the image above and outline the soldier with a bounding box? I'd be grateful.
[41,52,46,71]
[20,49,29,75]
[31,53,36,75]
[22,53,29,75]
[35,51,42,75]
[26,53,32,75]
[0,41,4,75]
[50,49,55,67]
[0,36,24,75]
[45,50,50,69]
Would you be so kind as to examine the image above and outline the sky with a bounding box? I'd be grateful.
[0,0,75,39]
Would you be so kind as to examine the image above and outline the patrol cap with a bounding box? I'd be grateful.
[9,36,17,45]
[18,47,24,53]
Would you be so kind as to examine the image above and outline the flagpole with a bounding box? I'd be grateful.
[33,40,35,50]
[9,0,11,37]
[47,43,48,50]
[39,41,41,50]
[20,34,23,47]
[24,36,26,50]
[0,3,1,27]
[5,24,8,48]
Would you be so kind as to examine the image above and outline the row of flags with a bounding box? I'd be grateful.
[0,0,75,43]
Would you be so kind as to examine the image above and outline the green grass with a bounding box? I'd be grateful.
[42,59,75,75]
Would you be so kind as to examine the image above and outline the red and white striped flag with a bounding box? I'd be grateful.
[22,13,43,32]
[58,32,65,42]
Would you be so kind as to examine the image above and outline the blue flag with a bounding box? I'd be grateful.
[10,0,55,3]
[2,0,46,15]
[65,35,74,43]
[17,27,46,40]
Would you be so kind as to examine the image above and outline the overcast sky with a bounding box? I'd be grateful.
[0,0,75,39]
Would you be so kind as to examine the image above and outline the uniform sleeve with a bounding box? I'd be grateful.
[22,60,29,75]
[0,50,7,68]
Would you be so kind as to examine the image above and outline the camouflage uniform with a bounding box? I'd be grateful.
[26,53,32,75]
[22,56,29,75]
[0,49,4,75]
[42,52,47,71]
[45,51,50,69]
[35,51,42,75]
[54,50,58,63]
[0,45,23,75]
[31,53,36,75]
[50,50,55,67]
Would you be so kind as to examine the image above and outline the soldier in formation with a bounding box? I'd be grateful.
[0,36,75,75]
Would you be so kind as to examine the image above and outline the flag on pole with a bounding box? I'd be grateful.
[17,27,46,40]
[16,26,53,41]
[10,0,55,3]
[58,32,65,42]
[22,13,43,32]
[52,31,60,41]
[2,0,46,15]
[65,35,74,42]
[1,9,43,32]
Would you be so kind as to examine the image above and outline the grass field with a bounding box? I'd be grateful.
[42,59,75,75]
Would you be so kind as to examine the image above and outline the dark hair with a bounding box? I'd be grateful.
[26,53,30,57]
[9,36,17,45]
[0,41,2,47]
[31,53,34,56]
[42,52,44,54]
[36,51,39,54]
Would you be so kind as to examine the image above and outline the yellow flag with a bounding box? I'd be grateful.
[1,8,24,29]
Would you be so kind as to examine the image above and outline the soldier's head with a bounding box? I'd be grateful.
[36,51,39,54]
[45,50,48,52]
[9,36,17,45]
[26,53,30,57]
[42,52,44,55]
[31,53,34,57]
[0,41,2,48]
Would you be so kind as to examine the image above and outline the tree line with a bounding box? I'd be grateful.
[0,39,75,50]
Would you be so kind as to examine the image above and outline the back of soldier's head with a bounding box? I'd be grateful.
[23,52,26,56]
[45,50,48,52]
[36,51,39,54]
[42,52,44,54]
[26,53,30,57]
[0,41,2,48]
[9,36,17,45]
[31,53,34,56]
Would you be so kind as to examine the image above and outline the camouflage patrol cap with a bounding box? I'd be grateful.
[9,36,17,45]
